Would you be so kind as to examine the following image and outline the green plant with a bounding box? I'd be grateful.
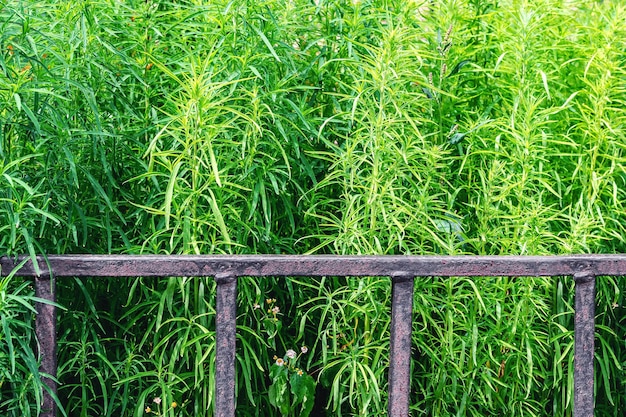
[268,346,316,417]
[0,261,65,417]
[2,0,626,416]
[144,396,180,416]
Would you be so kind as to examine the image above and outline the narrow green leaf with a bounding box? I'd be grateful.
[246,20,282,63]
[1,315,15,374]
[207,188,231,245]
[164,160,182,230]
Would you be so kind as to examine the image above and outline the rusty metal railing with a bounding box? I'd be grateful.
[3,254,624,417]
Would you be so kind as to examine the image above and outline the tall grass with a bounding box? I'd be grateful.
[0,264,48,417]
[1,0,625,416]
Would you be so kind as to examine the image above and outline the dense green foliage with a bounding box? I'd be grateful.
[1,0,626,415]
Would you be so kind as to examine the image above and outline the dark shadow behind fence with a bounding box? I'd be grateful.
[2,254,622,417]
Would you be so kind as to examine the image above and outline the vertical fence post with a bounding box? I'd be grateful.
[35,274,57,417]
[573,271,595,417]
[214,274,237,417]
[388,274,415,417]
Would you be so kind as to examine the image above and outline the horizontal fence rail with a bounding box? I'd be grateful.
[3,254,625,417]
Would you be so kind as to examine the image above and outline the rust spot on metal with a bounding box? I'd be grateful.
[574,270,594,284]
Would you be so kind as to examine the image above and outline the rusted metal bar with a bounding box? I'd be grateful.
[388,274,415,417]
[574,271,595,417]
[214,274,237,417]
[1,254,618,417]
[4,254,626,278]
[35,274,57,417]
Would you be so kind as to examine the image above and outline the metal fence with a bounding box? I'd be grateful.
[3,254,624,417]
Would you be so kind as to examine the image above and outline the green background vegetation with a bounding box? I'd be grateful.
[1,0,625,415]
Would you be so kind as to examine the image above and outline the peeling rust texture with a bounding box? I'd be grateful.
[4,254,626,278]
[215,275,237,417]
[388,276,414,417]
[574,272,595,417]
[35,275,57,417]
